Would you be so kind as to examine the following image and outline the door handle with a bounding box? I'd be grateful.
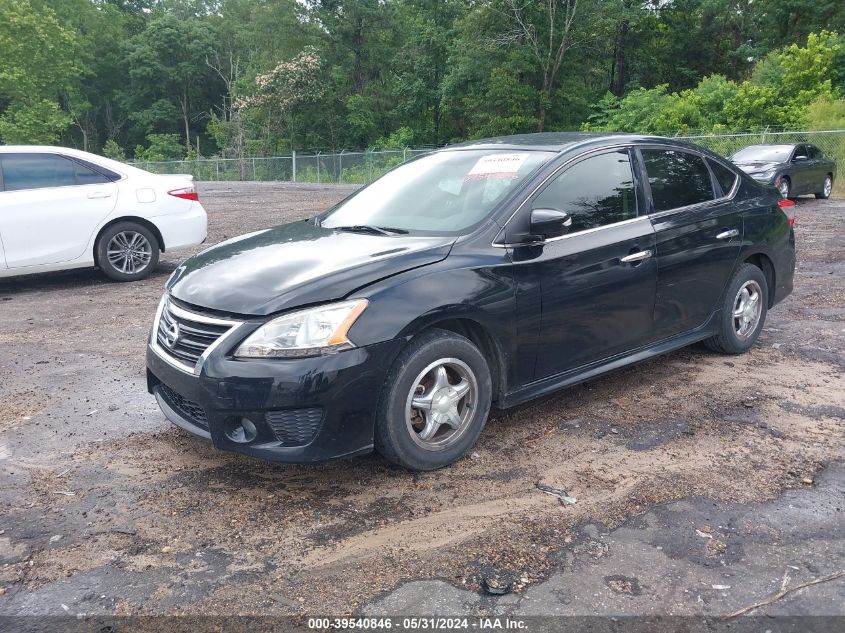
[620,250,653,264]
[716,229,739,240]
[87,191,113,199]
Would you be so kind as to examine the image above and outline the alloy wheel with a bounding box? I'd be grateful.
[405,358,478,451]
[824,176,833,198]
[107,231,153,275]
[733,280,763,340]
[778,179,790,199]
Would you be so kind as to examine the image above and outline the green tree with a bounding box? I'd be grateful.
[753,31,842,105]
[134,133,185,161]
[103,138,127,160]
[389,0,465,145]
[41,0,130,151]
[805,97,845,130]
[490,0,594,131]
[750,0,845,50]
[2,0,840,157]
[0,0,81,143]
[235,47,325,152]
[584,31,841,134]
[124,13,220,151]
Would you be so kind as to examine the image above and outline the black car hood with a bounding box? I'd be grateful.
[168,221,455,316]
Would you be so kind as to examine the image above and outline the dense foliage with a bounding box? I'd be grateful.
[2,0,844,158]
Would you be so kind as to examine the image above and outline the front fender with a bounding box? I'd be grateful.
[347,251,519,387]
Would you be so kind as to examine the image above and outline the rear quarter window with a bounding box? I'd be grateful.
[71,158,119,184]
[708,159,739,196]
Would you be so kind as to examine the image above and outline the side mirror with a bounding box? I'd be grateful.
[530,208,572,240]
[793,155,808,162]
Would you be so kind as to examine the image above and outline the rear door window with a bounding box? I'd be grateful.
[641,149,715,212]
[1,154,79,191]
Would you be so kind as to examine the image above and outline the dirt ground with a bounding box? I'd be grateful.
[0,182,843,618]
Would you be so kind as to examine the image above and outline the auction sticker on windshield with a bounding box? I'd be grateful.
[465,153,529,180]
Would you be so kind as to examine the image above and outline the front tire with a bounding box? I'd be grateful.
[703,263,768,355]
[375,329,492,471]
[816,175,833,199]
[777,176,791,200]
[96,222,160,282]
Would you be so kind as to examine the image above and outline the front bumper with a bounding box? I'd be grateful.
[146,337,404,463]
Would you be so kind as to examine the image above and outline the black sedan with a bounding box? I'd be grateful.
[146,133,795,471]
[731,143,836,200]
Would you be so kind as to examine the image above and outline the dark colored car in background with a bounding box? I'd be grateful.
[730,143,836,200]
[146,133,795,471]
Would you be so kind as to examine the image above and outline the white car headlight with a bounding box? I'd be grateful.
[235,299,368,358]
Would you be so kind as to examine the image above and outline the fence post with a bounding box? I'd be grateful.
[339,150,344,184]
[367,150,372,183]
[316,151,321,184]
[403,147,407,162]
[252,157,256,181]
[292,150,297,183]
[216,161,219,181]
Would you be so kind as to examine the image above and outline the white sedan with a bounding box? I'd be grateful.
[0,146,207,282]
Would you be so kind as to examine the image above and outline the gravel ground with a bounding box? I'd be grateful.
[0,183,843,618]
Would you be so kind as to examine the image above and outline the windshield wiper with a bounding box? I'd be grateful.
[333,225,409,235]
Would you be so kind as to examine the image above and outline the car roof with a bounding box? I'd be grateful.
[738,143,798,149]
[442,132,712,154]
[0,144,138,176]
[0,145,97,157]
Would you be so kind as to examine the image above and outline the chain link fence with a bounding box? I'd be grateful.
[132,148,432,185]
[678,129,845,195]
[133,130,844,193]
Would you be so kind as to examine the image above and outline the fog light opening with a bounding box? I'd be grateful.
[225,417,258,444]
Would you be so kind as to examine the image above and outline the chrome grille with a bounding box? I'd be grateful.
[155,297,238,371]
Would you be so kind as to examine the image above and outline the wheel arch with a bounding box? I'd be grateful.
[405,315,508,407]
[743,252,776,308]
[93,216,166,265]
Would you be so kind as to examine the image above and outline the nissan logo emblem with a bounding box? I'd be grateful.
[164,321,180,348]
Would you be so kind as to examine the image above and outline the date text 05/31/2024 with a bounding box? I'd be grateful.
[307,618,528,630]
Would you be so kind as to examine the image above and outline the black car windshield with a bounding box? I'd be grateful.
[320,149,554,234]
[732,145,794,162]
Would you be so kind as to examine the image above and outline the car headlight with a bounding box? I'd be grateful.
[235,299,368,358]
[752,170,777,181]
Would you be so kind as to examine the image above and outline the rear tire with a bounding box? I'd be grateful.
[703,263,768,355]
[815,175,833,199]
[96,221,160,282]
[374,329,492,471]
